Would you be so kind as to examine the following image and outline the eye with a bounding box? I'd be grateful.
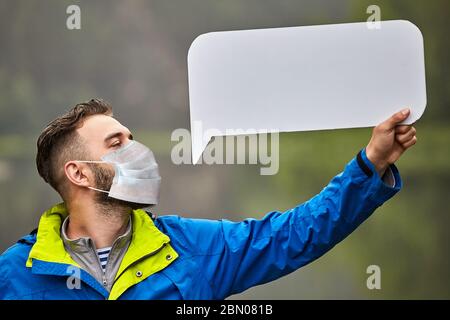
[111,140,121,148]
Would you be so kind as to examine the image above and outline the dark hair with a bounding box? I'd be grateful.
[36,98,113,196]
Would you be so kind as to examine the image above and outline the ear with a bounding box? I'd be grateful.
[64,161,93,188]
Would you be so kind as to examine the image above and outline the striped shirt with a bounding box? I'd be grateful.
[96,247,112,272]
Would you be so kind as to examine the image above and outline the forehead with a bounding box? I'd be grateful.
[76,114,128,139]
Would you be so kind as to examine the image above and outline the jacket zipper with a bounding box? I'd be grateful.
[88,239,110,289]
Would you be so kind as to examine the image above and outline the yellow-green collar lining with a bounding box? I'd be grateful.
[26,203,76,267]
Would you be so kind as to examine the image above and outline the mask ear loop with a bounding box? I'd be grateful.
[88,186,109,194]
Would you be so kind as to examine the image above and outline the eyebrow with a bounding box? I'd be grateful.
[104,131,134,143]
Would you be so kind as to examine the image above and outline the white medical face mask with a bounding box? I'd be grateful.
[75,140,161,205]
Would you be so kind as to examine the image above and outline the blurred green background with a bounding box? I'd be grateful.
[0,0,448,299]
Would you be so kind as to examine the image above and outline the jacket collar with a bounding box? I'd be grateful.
[26,202,179,299]
[27,203,171,267]
[26,203,75,268]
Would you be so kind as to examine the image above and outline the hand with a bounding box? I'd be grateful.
[366,108,417,177]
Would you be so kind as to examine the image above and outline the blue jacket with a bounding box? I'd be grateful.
[0,148,401,299]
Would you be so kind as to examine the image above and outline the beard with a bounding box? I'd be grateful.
[90,164,153,211]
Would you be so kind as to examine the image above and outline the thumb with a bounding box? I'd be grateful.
[380,108,410,131]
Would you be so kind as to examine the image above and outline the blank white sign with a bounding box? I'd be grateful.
[187,20,427,164]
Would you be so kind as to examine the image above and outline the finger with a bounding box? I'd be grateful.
[395,125,414,134]
[395,127,416,143]
[402,136,417,149]
[379,108,410,131]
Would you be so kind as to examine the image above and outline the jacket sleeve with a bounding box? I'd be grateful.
[172,148,402,299]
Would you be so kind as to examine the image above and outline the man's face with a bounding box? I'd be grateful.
[74,114,143,208]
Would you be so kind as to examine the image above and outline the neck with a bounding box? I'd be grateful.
[65,197,131,249]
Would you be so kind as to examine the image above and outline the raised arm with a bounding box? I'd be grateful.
[162,109,416,299]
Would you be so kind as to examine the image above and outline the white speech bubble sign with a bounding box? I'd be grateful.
[187,20,426,164]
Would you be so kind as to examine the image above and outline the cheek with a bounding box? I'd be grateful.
[96,164,116,179]
[106,164,116,178]
[93,148,111,160]
[84,140,110,160]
